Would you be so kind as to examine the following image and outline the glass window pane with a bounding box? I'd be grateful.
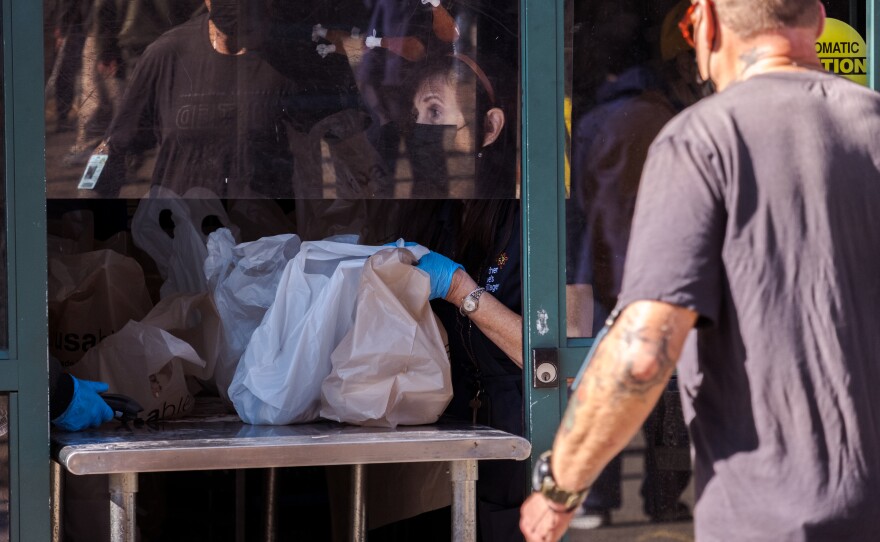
[43,0,520,377]
[44,1,519,201]
[565,0,705,339]
[564,0,867,341]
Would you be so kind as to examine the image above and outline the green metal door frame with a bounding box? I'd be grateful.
[4,0,51,539]
[520,0,566,458]
[871,0,879,88]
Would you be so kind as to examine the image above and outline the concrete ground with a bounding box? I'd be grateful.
[567,432,695,542]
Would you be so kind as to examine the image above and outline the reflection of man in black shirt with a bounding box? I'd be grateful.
[100,0,299,198]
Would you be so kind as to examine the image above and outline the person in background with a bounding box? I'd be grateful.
[520,0,880,540]
[47,0,92,134]
[93,0,299,199]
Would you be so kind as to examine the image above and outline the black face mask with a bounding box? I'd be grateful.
[210,0,242,38]
[405,124,474,198]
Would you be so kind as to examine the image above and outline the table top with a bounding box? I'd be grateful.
[51,401,532,475]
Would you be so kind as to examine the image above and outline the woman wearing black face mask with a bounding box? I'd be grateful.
[404,53,513,199]
[384,53,526,542]
[94,0,298,198]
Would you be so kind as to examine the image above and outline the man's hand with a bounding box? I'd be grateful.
[520,493,576,542]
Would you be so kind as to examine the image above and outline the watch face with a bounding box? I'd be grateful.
[463,298,477,312]
[532,455,551,491]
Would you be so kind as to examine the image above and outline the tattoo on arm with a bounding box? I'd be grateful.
[614,312,677,395]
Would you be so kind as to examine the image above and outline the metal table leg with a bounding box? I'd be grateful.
[350,464,366,542]
[450,459,478,542]
[264,467,278,542]
[236,470,246,542]
[109,473,137,542]
[51,461,63,542]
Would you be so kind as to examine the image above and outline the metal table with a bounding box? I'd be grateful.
[50,407,531,542]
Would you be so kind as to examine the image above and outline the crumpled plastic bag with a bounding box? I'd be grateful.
[70,318,207,421]
[204,228,302,401]
[229,240,428,425]
[138,292,229,396]
[320,248,451,427]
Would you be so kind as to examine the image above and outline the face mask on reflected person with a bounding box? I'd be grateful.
[210,0,242,38]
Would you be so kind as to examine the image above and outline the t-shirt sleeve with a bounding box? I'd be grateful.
[617,134,726,326]
[106,42,162,155]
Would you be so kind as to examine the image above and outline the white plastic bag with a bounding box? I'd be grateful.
[71,319,206,421]
[320,248,451,427]
[131,186,239,299]
[139,293,228,394]
[204,228,302,401]
[229,240,427,424]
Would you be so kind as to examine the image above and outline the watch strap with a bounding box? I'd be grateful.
[534,451,589,512]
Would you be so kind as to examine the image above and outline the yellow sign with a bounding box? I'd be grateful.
[816,18,867,86]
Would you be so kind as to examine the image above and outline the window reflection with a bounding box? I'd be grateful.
[44,0,519,201]
[566,0,703,338]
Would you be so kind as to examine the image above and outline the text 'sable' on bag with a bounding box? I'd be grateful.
[320,247,451,428]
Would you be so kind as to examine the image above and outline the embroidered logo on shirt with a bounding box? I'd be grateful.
[484,253,506,293]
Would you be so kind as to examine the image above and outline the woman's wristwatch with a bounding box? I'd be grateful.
[459,287,486,316]
[531,450,589,512]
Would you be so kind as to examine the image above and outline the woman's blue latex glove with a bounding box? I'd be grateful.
[52,376,114,431]
[416,251,464,300]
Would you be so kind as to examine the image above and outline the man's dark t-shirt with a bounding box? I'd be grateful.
[106,13,298,198]
[618,71,880,541]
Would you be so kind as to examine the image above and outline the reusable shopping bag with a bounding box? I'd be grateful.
[49,249,153,368]
[228,240,427,424]
[71,316,206,421]
[320,248,451,427]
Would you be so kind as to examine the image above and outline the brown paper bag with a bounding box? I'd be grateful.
[320,248,452,427]
[48,249,154,368]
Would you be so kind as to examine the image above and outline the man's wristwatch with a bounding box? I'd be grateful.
[459,287,486,316]
[531,451,589,512]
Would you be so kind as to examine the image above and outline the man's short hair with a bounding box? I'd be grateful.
[715,0,821,38]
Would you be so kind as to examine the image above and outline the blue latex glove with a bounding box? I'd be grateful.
[52,376,114,431]
[416,251,464,300]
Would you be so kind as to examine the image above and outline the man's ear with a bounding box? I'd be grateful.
[703,0,718,52]
[481,108,506,147]
[815,1,826,39]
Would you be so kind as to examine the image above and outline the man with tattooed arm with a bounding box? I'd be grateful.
[521,0,880,540]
